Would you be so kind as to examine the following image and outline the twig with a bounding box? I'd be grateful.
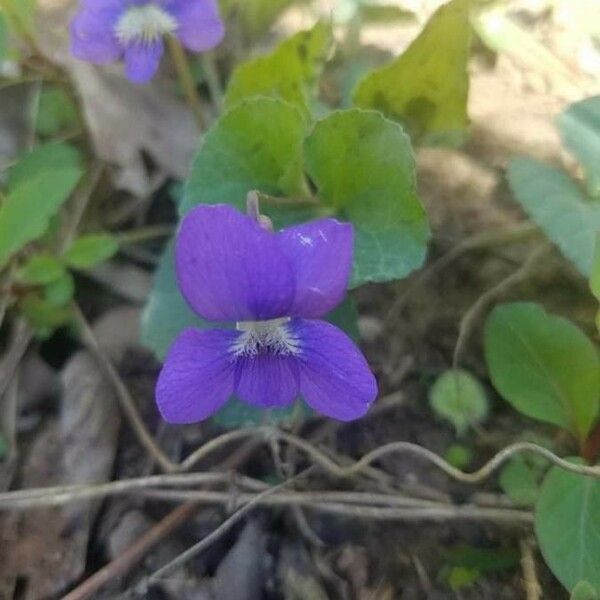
[136,469,313,595]
[520,538,542,600]
[385,223,539,325]
[452,244,549,368]
[0,320,31,400]
[62,503,197,600]
[72,302,178,473]
[167,35,208,130]
[63,438,260,600]
[3,437,600,510]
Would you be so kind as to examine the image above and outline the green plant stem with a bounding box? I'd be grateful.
[201,52,223,112]
[166,35,207,130]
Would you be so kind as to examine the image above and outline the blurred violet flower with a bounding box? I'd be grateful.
[70,0,224,84]
[156,203,378,424]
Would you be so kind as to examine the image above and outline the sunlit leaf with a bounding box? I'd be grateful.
[559,96,600,200]
[304,109,429,286]
[353,0,471,144]
[429,369,488,435]
[536,462,600,592]
[0,143,83,268]
[485,303,600,443]
[224,22,332,115]
[508,157,600,276]
[182,98,309,215]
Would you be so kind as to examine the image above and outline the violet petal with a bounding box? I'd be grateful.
[167,0,225,52]
[123,39,164,83]
[70,0,123,64]
[292,319,377,420]
[176,205,296,322]
[156,328,237,423]
[278,219,354,318]
[234,353,300,408]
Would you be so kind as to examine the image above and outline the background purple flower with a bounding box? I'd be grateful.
[71,0,225,83]
[156,204,378,424]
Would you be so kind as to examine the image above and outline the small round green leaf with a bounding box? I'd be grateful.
[429,369,488,436]
[64,234,119,269]
[536,463,600,592]
[17,255,65,285]
[485,302,600,443]
[445,444,473,469]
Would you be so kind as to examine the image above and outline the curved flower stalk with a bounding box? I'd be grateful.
[156,203,378,424]
[70,0,224,84]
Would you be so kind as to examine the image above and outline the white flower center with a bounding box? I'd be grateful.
[114,4,178,45]
[232,317,300,357]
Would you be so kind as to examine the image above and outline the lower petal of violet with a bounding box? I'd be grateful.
[123,39,164,84]
[234,353,301,409]
[156,328,238,424]
[292,319,378,421]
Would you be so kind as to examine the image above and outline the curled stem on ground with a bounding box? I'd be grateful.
[385,222,540,325]
[3,432,600,510]
[452,243,549,369]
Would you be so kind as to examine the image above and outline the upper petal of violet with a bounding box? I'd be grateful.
[277,219,354,318]
[176,205,296,322]
[166,0,225,52]
[292,319,377,421]
[70,0,123,64]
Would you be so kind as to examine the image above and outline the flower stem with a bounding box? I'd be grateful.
[201,52,223,112]
[166,36,207,131]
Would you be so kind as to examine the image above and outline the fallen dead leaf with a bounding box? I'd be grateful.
[0,309,141,599]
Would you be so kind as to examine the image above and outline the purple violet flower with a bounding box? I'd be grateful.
[70,0,224,84]
[156,204,378,424]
